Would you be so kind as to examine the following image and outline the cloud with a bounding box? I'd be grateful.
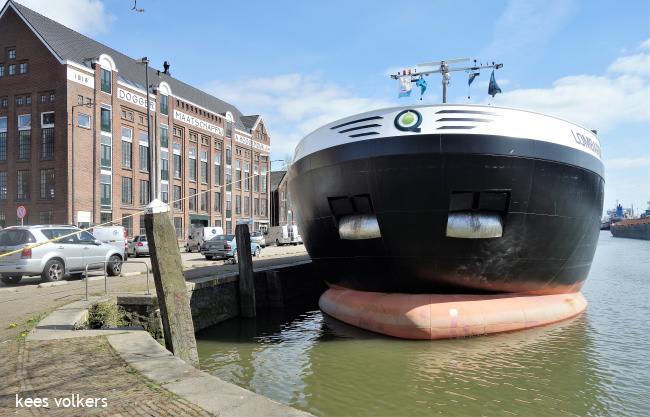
[605,157,650,170]
[486,49,650,132]
[483,0,574,57]
[640,38,650,50]
[16,0,115,35]
[206,73,394,160]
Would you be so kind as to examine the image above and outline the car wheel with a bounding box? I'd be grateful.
[232,252,238,264]
[106,255,122,276]
[205,255,213,260]
[254,247,261,257]
[1,275,22,285]
[276,239,281,247]
[185,245,191,253]
[42,259,65,282]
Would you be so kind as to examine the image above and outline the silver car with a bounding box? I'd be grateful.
[0,225,124,285]
[127,235,149,257]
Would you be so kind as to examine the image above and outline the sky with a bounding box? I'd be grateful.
[17,0,650,214]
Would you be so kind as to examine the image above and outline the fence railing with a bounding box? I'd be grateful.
[84,260,151,300]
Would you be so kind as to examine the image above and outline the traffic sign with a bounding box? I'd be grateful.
[17,205,27,219]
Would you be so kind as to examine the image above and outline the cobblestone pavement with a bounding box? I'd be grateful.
[0,337,213,416]
[0,247,309,416]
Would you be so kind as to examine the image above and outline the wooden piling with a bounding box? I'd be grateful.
[235,224,256,317]
[144,199,199,366]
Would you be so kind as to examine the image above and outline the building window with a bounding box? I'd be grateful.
[253,165,259,192]
[161,182,169,203]
[160,94,169,115]
[50,93,55,102]
[0,66,4,77]
[214,153,222,186]
[139,145,149,171]
[138,216,146,236]
[0,98,7,108]
[161,150,169,180]
[173,186,182,210]
[122,177,132,204]
[226,169,232,192]
[189,188,197,211]
[188,148,196,181]
[41,112,55,128]
[8,48,16,59]
[214,191,221,212]
[235,160,242,190]
[18,131,30,160]
[40,128,54,160]
[122,129,133,169]
[101,69,111,94]
[16,96,23,106]
[100,136,112,169]
[200,192,207,212]
[173,152,181,179]
[226,146,232,165]
[261,199,267,216]
[122,216,133,237]
[261,165,268,193]
[19,62,27,74]
[174,217,182,239]
[8,64,15,75]
[254,198,259,215]
[100,107,111,132]
[0,132,6,161]
[77,113,91,128]
[244,162,250,191]
[0,171,6,199]
[140,180,150,205]
[17,170,30,200]
[200,151,208,184]
[40,169,55,199]
[100,174,111,208]
[77,95,83,105]
[160,125,169,148]
[225,121,232,138]
[235,195,241,215]
[39,211,53,224]
[25,95,32,105]
[226,193,232,218]
[17,114,31,130]
[189,131,198,142]
[244,196,250,216]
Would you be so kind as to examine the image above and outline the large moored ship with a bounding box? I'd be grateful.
[287,103,604,294]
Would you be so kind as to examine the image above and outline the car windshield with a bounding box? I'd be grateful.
[210,234,235,241]
[139,235,147,242]
[0,229,36,246]
[41,228,79,243]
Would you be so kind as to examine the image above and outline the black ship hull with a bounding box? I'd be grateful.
[287,106,605,294]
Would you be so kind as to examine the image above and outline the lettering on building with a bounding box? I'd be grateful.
[67,67,94,88]
[235,133,271,154]
[117,88,156,111]
[173,109,224,136]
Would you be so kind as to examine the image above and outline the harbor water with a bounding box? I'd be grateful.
[196,232,650,416]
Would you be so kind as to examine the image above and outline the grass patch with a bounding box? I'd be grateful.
[15,312,47,343]
[88,299,126,329]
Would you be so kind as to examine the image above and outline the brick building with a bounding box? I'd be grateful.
[0,1,272,238]
[269,170,295,227]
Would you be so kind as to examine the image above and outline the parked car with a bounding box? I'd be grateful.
[127,235,149,257]
[0,225,124,285]
[250,231,266,248]
[264,225,302,246]
[92,225,128,259]
[185,226,224,253]
[200,234,261,262]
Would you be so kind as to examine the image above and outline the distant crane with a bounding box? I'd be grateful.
[132,0,144,12]
[390,58,503,103]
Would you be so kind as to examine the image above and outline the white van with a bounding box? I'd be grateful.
[185,226,224,252]
[91,225,128,259]
[264,225,302,246]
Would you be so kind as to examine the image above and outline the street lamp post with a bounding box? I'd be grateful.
[70,100,95,225]
[140,57,155,202]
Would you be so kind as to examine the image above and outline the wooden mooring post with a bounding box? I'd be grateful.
[235,224,256,317]
[144,199,199,366]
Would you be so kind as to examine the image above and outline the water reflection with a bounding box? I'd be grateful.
[197,234,649,417]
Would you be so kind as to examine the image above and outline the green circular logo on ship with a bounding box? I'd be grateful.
[394,109,422,132]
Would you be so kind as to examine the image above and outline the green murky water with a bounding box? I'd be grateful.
[196,233,650,416]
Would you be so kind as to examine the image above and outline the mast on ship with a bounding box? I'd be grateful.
[390,58,503,103]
